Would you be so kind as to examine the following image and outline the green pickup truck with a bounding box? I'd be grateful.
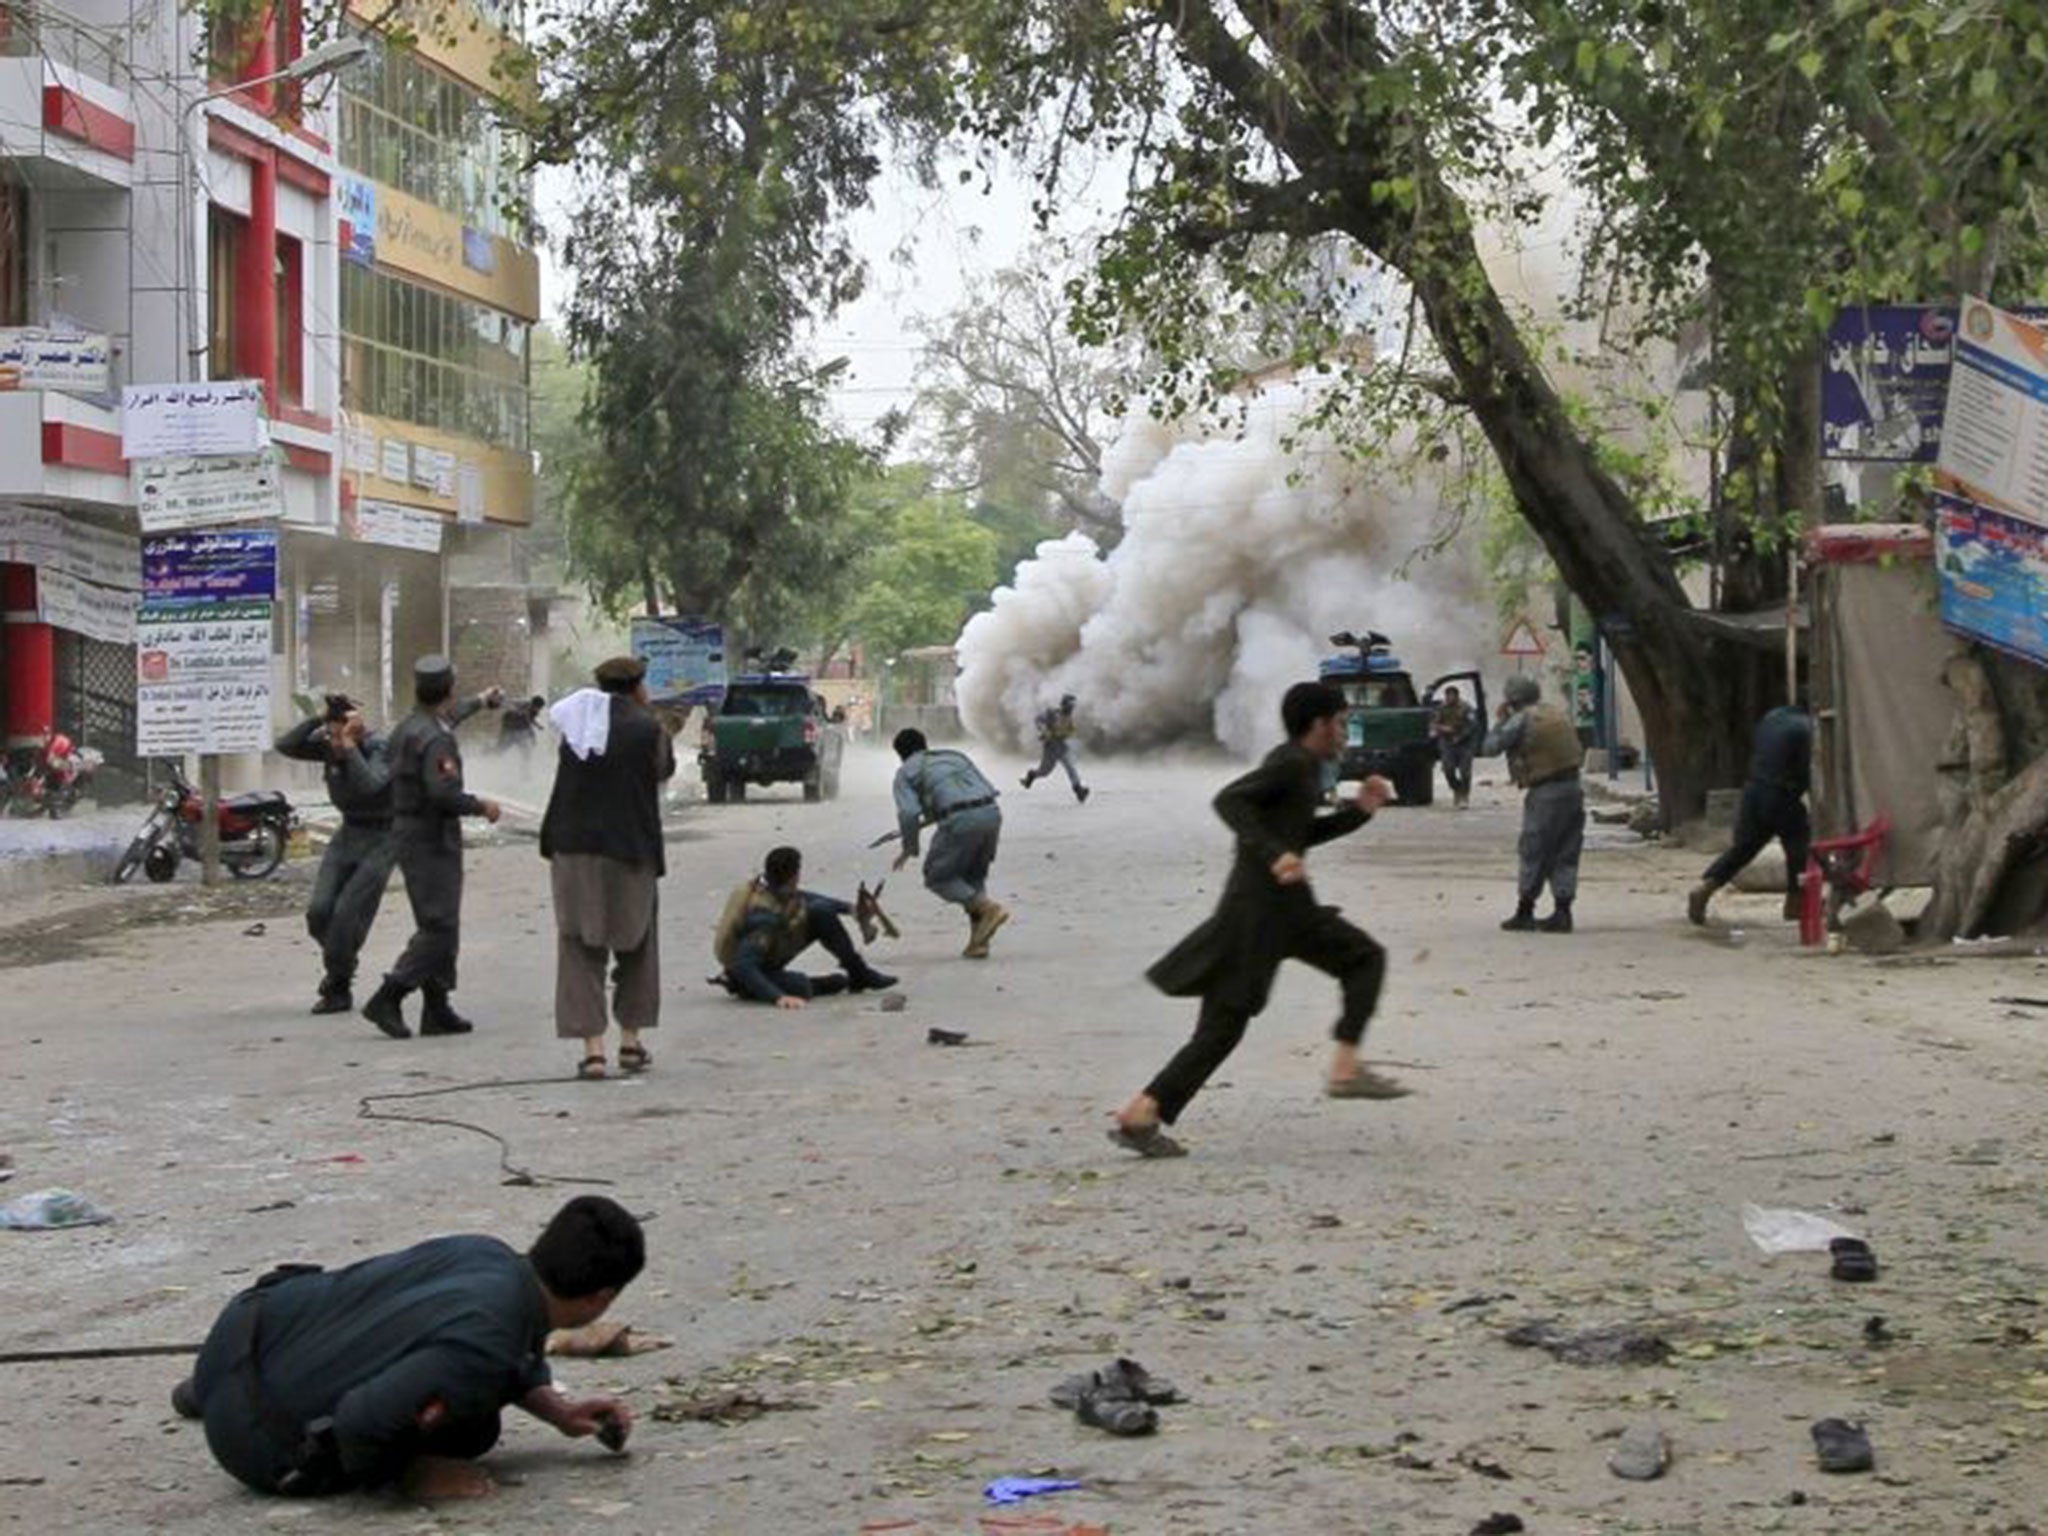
[1318,632,1484,806]
[699,674,846,803]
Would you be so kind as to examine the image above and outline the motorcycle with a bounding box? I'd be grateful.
[112,764,296,884]
[3,733,103,819]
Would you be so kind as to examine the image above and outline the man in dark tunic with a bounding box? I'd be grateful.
[1110,681,1407,1158]
[540,657,677,1080]
[361,656,502,1041]
[712,845,899,1007]
[1689,702,1813,925]
[173,1196,643,1501]
[276,697,396,1015]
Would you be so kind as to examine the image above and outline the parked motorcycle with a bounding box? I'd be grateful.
[111,765,296,884]
[3,733,103,819]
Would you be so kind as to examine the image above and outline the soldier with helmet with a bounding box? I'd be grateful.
[1485,673,1586,933]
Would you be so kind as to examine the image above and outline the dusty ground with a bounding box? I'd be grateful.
[3,746,2047,1536]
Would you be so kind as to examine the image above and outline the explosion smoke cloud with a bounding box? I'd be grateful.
[956,380,1492,757]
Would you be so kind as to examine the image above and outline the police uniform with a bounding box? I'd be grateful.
[1431,696,1477,806]
[1486,695,1586,930]
[364,657,491,1038]
[712,877,893,1001]
[275,712,396,1011]
[893,746,1009,957]
[1021,700,1088,800]
[1690,705,1812,924]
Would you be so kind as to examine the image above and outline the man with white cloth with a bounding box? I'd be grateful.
[539,657,677,1080]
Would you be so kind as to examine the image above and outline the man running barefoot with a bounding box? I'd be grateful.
[1111,681,1408,1158]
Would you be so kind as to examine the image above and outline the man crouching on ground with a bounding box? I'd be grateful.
[714,845,898,1008]
[175,1196,643,1500]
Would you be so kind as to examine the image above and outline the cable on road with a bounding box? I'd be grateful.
[357,1077,618,1189]
[0,1343,200,1365]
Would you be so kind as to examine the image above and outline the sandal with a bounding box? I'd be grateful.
[1107,1123,1188,1159]
[576,1055,607,1081]
[617,1044,651,1075]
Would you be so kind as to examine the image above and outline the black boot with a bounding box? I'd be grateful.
[1075,784,1091,804]
[419,984,474,1036]
[310,974,354,1015]
[1500,901,1538,932]
[1537,902,1574,934]
[171,1378,201,1420]
[362,980,412,1039]
[848,962,899,993]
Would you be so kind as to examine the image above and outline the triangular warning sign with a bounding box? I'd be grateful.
[1500,619,1545,657]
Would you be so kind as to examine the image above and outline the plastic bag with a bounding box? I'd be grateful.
[1742,1203,1858,1255]
[0,1188,113,1231]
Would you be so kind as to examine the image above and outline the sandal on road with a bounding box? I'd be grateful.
[576,1055,607,1081]
[617,1044,651,1075]
[1107,1123,1188,1159]
[1326,1069,1413,1100]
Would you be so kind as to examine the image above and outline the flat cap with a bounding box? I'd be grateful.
[413,653,454,685]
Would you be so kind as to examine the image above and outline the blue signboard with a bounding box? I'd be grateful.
[142,529,279,600]
[1935,490,2048,665]
[338,175,376,267]
[630,616,727,706]
[1824,303,2048,462]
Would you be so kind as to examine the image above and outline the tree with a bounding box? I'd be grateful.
[545,0,2048,929]
[840,466,1001,663]
[914,253,1128,562]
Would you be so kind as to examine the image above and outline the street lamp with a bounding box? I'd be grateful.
[176,33,368,883]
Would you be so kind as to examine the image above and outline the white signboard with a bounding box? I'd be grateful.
[121,380,265,459]
[380,437,411,483]
[345,422,378,473]
[410,444,455,497]
[35,567,138,644]
[456,462,485,524]
[0,505,140,589]
[134,453,285,532]
[0,328,112,393]
[1938,297,2048,525]
[135,598,275,754]
[351,497,444,553]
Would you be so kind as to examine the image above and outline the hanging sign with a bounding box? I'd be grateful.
[0,327,112,393]
[135,598,275,755]
[631,616,728,706]
[121,380,265,458]
[134,453,284,532]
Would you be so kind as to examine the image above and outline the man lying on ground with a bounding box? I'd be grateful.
[713,845,898,1009]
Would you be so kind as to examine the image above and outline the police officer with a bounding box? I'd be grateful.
[891,729,1009,958]
[1688,702,1812,925]
[276,697,396,1014]
[1021,694,1089,802]
[1485,674,1586,933]
[362,656,502,1040]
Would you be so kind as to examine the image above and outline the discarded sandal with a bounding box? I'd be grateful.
[1829,1237,1879,1283]
[1107,1123,1187,1159]
[1075,1387,1158,1436]
[1811,1417,1875,1473]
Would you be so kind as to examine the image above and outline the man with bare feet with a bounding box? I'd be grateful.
[1111,681,1408,1158]
[174,1196,642,1500]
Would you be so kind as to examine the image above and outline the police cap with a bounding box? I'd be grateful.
[414,654,455,688]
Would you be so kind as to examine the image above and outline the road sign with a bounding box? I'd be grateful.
[1501,618,1545,657]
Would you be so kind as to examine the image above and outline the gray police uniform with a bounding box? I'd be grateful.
[894,748,1002,907]
[384,704,487,1004]
[276,716,396,998]
[1485,702,1586,906]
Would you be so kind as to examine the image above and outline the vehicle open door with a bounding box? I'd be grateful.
[1422,670,1488,750]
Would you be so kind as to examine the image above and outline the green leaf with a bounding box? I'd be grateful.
[1575,38,1599,81]
[1837,186,1865,217]
[1971,67,1999,101]
[1796,50,1823,80]
[1960,224,1985,256]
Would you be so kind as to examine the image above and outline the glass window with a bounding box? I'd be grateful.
[340,266,531,451]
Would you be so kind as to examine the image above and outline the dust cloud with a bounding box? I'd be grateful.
[955,380,1492,757]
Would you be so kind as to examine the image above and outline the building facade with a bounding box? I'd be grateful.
[0,0,536,791]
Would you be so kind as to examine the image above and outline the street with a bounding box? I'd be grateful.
[3,746,2047,1535]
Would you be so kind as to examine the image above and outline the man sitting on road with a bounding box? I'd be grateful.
[714,845,898,1008]
[174,1196,643,1502]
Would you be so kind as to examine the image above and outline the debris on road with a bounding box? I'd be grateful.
[1811,1417,1875,1473]
[1050,1356,1181,1437]
[1503,1319,1671,1366]
[1469,1515,1525,1535]
[0,1189,112,1231]
[1608,1422,1670,1481]
[1829,1236,1880,1283]
[927,1027,969,1046]
[649,1387,813,1425]
[984,1476,1083,1506]
[1742,1203,1861,1255]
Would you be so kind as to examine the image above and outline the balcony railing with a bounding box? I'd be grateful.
[0,1,127,82]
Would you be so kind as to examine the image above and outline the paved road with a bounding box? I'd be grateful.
[2,746,2046,1534]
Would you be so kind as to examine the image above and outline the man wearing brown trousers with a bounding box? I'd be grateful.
[540,656,677,1080]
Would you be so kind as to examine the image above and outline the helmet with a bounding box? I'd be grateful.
[46,733,73,758]
[1503,676,1541,708]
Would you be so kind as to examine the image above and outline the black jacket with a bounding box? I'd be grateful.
[1147,742,1370,1011]
[539,695,676,876]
